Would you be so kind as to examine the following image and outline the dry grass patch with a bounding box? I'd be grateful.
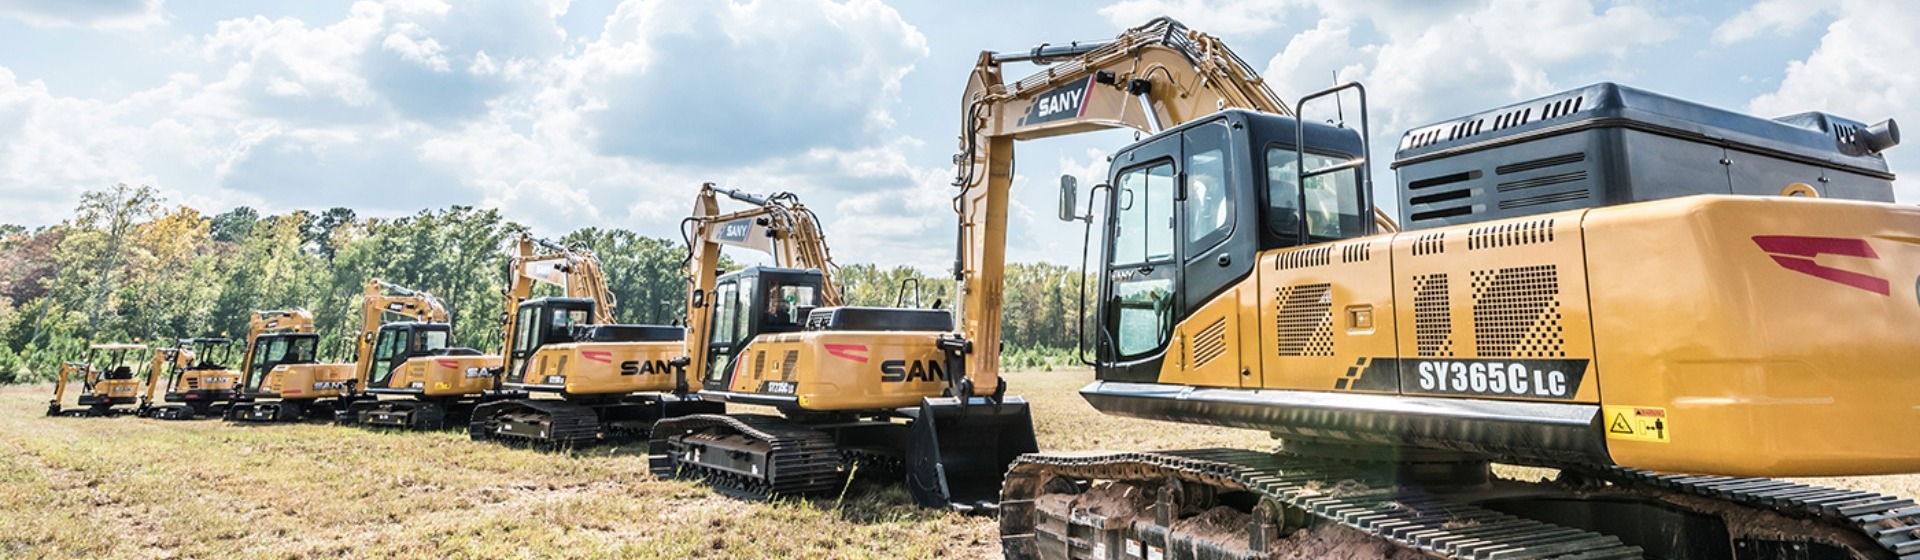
[6,368,1920,558]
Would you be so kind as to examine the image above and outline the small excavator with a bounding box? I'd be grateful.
[229,281,456,424]
[468,234,720,448]
[971,18,1920,560]
[336,280,506,430]
[135,337,242,420]
[47,342,146,417]
[224,309,335,422]
[649,184,1038,510]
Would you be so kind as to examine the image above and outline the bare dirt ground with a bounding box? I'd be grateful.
[4,368,1914,559]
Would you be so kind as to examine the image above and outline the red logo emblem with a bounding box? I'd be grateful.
[580,351,613,363]
[824,343,869,363]
[1752,235,1890,296]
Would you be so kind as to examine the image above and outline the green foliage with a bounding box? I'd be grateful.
[1,185,1098,381]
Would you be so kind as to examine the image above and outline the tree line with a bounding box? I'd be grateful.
[0,185,1091,381]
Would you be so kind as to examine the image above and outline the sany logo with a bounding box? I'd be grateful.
[824,343,869,363]
[580,351,614,364]
[1753,235,1890,296]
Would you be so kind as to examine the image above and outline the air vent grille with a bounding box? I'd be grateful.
[1471,265,1564,358]
[1276,246,1332,270]
[1468,219,1556,250]
[780,350,800,379]
[1412,233,1446,256]
[1192,318,1228,368]
[1499,190,1591,210]
[753,350,766,378]
[1275,283,1334,357]
[1341,243,1371,263]
[1413,273,1453,357]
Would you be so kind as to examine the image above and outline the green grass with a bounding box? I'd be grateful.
[7,369,1918,558]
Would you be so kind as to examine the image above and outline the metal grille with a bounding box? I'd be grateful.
[1467,219,1555,250]
[780,350,800,379]
[1341,243,1371,263]
[1471,265,1564,358]
[1192,318,1228,367]
[753,351,766,379]
[1275,283,1334,357]
[1275,246,1331,270]
[1412,233,1446,256]
[1413,273,1453,357]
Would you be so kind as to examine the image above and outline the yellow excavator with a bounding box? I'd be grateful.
[468,234,719,448]
[969,18,1920,560]
[46,342,146,417]
[136,337,242,420]
[649,184,1038,509]
[228,281,453,423]
[336,280,505,430]
[224,309,335,422]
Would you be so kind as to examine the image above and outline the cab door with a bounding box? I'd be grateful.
[702,276,756,391]
[1098,139,1180,383]
[365,326,407,390]
[1171,120,1255,388]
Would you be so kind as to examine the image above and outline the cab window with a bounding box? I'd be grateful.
[1267,147,1365,243]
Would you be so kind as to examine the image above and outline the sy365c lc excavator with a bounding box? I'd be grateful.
[467,234,720,448]
[649,183,1039,510]
[975,18,1920,560]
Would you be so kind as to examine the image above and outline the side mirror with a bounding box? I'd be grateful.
[1057,175,1079,222]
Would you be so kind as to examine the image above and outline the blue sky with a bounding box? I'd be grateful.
[0,0,1911,269]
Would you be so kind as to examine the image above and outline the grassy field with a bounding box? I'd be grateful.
[4,368,1915,559]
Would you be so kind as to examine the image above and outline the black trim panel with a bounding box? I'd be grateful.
[1080,381,1611,466]
[697,389,798,407]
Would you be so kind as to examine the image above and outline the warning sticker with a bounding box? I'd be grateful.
[1603,405,1671,443]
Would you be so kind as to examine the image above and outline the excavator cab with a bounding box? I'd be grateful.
[699,266,824,391]
[240,333,320,396]
[141,337,243,420]
[363,323,453,391]
[1066,109,1368,382]
[501,297,594,386]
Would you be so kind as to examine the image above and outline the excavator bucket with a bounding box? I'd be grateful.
[904,396,1038,512]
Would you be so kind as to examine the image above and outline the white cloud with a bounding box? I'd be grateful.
[1097,0,1295,35]
[1713,0,1829,45]
[0,0,164,30]
[1744,0,1918,200]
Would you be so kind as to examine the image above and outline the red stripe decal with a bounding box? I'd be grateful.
[580,351,613,364]
[1753,235,1890,296]
[824,343,869,364]
[436,360,459,369]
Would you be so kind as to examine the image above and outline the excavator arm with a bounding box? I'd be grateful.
[351,279,451,382]
[679,182,843,384]
[951,17,1288,396]
[497,233,618,354]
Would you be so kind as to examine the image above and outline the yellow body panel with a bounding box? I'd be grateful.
[510,341,684,396]
[97,379,140,400]
[1155,286,1248,388]
[263,363,357,400]
[731,331,948,411]
[1138,195,1920,477]
[1585,196,1920,476]
[1255,237,1405,395]
[388,354,502,397]
[180,368,241,393]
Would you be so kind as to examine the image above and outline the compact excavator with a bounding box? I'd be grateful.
[335,280,504,430]
[972,18,1920,560]
[468,234,719,448]
[228,281,458,424]
[649,184,1039,510]
[46,342,146,417]
[136,337,242,420]
[225,308,340,422]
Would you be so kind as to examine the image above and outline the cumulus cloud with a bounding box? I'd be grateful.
[572,0,927,167]
[1742,0,1917,199]
[1713,0,1829,45]
[1097,0,1294,35]
[0,0,163,30]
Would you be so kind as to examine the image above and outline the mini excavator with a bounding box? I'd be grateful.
[136,337,242,420]
[336,280,504,430]
[649,184,1039,510]
[47,342,146,417]
[468,234,719,448]
[975,18,1920,560]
